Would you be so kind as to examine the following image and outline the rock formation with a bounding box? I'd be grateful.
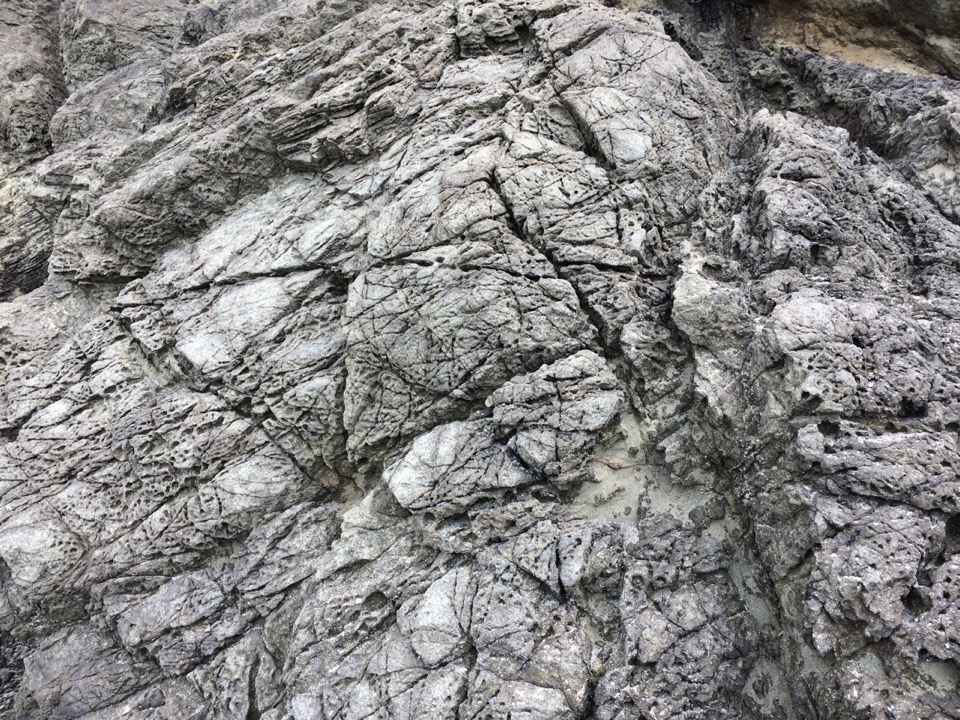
[0,0,959,717]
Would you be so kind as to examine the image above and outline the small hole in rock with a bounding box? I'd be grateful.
[945,513,960,556]
[818,421,841,437]
[903,586,932,616]
[900,397,928,418]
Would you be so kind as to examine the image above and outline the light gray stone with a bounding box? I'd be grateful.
[1,0,959,718]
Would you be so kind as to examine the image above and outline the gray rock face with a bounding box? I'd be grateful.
[1,0,959,718]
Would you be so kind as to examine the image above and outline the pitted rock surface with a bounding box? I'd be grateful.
[1,0,960,718]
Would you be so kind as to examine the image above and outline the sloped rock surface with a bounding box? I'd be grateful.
[1,0,960,718]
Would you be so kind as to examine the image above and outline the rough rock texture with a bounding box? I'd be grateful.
[0,0,959,718]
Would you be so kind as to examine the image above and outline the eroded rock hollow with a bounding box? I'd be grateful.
[1,0,959,717]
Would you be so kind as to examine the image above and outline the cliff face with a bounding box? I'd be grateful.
[0,1,959,718]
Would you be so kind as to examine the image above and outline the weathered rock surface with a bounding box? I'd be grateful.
[1,0,959,718]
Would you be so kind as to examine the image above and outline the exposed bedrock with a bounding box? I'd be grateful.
[0,0,959,718]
